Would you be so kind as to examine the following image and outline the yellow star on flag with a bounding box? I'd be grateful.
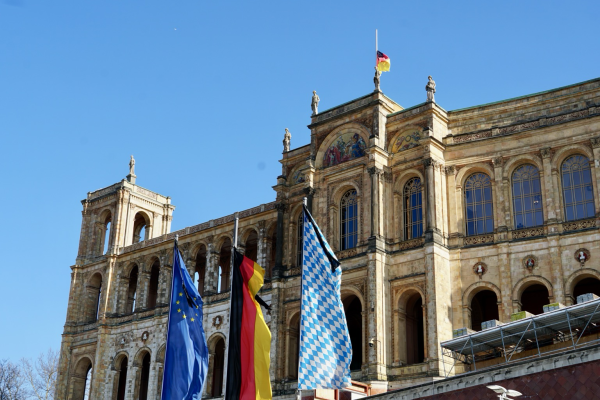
[179,292,182,297]
[183,314,186,319]
[191,317,195,322]
[177,308,181,313]
[176,300,180,304]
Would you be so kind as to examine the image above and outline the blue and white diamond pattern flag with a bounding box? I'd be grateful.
[298,205,352,389]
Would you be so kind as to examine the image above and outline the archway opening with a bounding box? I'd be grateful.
[406,294,425,365]
[343,295,363,371]
[86,273,102,323]
[83,365,92,400]
[211,338,225,397]
[138,352,150,400]
[195,245,207,296]
[245,230,258,263]
[115,357,128,400]
[573,277,600,301]
[127,266,138,313]
[521,284,549,315]
[103,219,112,254]
[218,239,231,293]
[471,290,499,331]
[147,261,160,309]
[71,357,93,400]
[288,314,300,379]
[132,212,148,244]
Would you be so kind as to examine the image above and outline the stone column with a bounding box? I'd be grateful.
[368,167,383,238]
[274,203,287,276]
[492,157,508,241]
[423,158,438,236]
[497,243,512,321]
[137,271,151,312]
[124,364,138,400]
[257,222,267,267]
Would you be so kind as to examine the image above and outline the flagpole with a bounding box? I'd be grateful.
[223,215,239,400]
[159,236,179,400]
[375,29,378,65]
[296,197,309,400]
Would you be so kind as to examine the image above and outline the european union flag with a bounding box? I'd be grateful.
[161,239,209,400]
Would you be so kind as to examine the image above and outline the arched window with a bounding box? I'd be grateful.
[85,273,102,323]
[521,284,549,315]
[211,339,225,397]
[405,293,425,365]
[287,314,300,379]
[137,353,150,400]
[403,178,424,239]
[562,155,595,221]
[245,230,258,262]
[83,365,92,400]
[218,239,231,293]
[114,357,128,400]
[340,189,358,250]
[512,165,543,229]
[464,173,494,236]
[132,212,148,244]
[195,245,207,296]
[296,213,303,267]
[103,222,111,254]
[127,266,138,314]
[147,261,160,309]
[71,357,93,400]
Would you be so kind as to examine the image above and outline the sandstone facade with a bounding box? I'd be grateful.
[57,77,600,399]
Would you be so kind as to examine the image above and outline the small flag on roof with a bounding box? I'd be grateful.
[376,50,390,72]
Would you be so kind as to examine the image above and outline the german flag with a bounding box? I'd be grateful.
[225,250,272,400]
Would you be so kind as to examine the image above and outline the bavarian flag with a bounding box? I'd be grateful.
[376,50,390,72]
[225,250,272,400]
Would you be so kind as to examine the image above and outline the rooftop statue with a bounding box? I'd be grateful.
[426,75,436,102]
[311,91,320,115]
[283,128,291,152]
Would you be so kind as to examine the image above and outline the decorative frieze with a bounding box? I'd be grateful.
[397,237,425,251]
[512,227,544,239]
[452,130,493,144]
[464,234,494,246]
[562,218,597,232]
[336,248,359,259]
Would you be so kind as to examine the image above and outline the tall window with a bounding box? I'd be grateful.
[403,178,423,239]
[562,155,595,221]
[296,213,304,266]
[341,189,358,250]
[512,164,543,229]
[464,173,494,236]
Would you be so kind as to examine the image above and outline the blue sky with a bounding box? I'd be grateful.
[1,1,599,361]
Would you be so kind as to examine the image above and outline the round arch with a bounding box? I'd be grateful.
[214,234,234,253]
[456,163,495,188]
[512,275,554,301]
[393,169,425,194]
[315,123,370,169]
[503,155,544,179]
[133,347,152,366]
[207,332,227,352]
[239,226,259,245]
[551,144,594,168]
[387,125,422,154]
[463,281,502,306]
[394,287,426,366]
[565,268,600,303]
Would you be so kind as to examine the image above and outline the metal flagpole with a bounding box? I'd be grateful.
[297,198,308,400]
[223,215,239,399]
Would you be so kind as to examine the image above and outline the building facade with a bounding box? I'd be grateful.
[57,77,600,399]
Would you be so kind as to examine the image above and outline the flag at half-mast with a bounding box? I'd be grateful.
[225,249,272,400]
[376,50,390,72]
[298,205,352,389]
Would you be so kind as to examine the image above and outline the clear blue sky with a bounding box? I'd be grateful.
[1,1,599,361]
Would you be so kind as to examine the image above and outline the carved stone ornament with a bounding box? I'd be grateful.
[212,315,224,329]
[575,248,590,267]
[141,331,150,343]
[116,333,131,348]
[473,262,487,279]
[522,255,538,273]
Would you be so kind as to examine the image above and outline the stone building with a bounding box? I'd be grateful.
[57,76,600,399]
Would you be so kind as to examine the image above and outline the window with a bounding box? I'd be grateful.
[562,155,595,221]
[296,213,303,267]
[464,173,494,236]
[512,165,543,229]
[340,190,358,250]
[403,178,423,239]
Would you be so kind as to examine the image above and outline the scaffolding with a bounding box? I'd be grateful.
[440,297,600,377]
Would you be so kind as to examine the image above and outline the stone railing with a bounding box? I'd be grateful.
[120,201,277,254]
[205,290,231,304]
[464,234,494,246]
[563,218,598,232]
[512,226,545,239]
[397,237,425,251]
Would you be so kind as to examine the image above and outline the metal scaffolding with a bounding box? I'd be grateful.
[440,297,600,377]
